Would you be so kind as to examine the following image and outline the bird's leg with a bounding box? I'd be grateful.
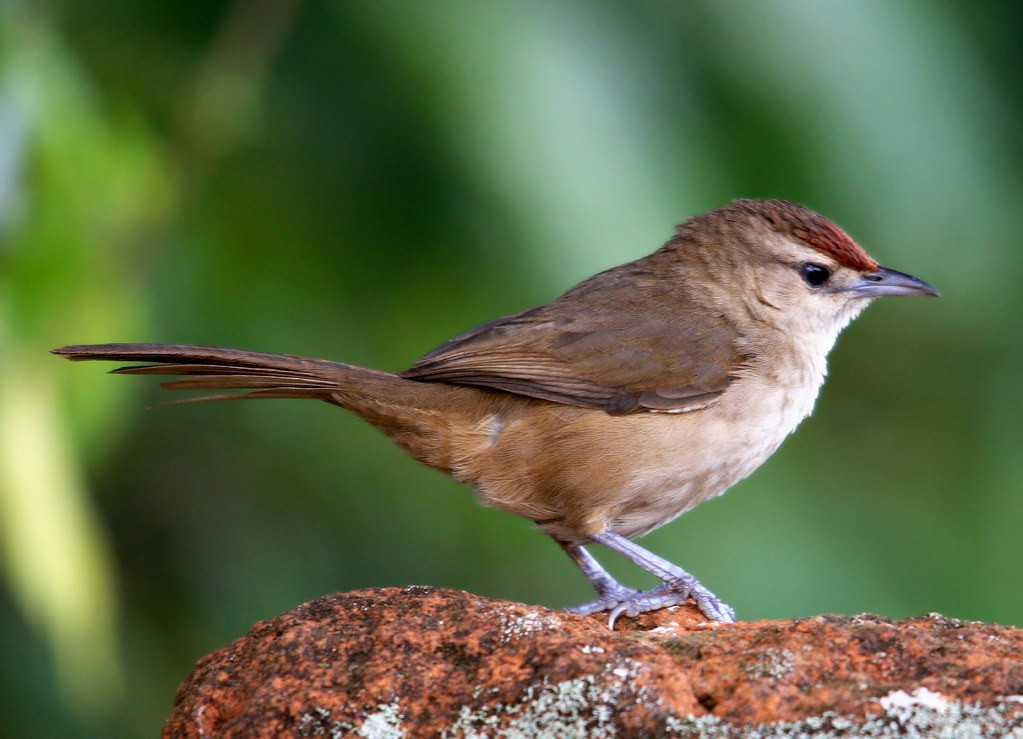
[556,539,639,615]
[591,531,736,627]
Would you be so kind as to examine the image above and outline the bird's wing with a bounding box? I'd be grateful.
[402,270,741,415]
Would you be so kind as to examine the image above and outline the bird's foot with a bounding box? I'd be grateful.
[607,579,736,629]
[565,583,641,616]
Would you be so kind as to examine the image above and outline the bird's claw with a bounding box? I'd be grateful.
[605,580,736,629]
[566,585,641,616]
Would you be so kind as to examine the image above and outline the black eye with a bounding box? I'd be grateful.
[799,263,831,287]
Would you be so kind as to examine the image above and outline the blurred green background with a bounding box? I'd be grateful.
[1,0,1021,735]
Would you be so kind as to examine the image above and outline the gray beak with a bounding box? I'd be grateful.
[847,266,940,298]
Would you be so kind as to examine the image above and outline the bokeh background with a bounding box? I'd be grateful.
[2,0,1021,735]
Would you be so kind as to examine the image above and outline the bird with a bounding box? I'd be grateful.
[53,198,938,627]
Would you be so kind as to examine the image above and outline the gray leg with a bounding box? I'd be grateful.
[591,531,736,627]
[556,540,639,615]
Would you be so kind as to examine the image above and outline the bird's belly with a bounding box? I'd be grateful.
[611,379,820,538]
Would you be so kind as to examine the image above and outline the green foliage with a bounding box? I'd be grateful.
[1,1,1021,735]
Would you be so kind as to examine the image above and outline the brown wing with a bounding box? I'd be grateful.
[401,263,741,415]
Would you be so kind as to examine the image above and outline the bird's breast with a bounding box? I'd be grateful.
[446,353,828,541]
[610,368,825,537]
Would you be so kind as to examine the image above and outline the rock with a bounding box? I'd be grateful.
[165,587,1023,737]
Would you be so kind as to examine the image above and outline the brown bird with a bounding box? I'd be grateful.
[54,199,938,626]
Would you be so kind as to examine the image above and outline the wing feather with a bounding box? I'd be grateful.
[402,265,741,414]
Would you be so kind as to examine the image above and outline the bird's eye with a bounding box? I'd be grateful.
[799,263,831,288]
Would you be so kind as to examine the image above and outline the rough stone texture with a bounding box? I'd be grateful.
[165,587,1023,737]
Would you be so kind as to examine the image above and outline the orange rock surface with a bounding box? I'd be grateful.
[165,587,1023,737]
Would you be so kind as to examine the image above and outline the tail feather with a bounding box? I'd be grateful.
[111,364,292,375]
[150,387,337,406]
[52,343,354,402]
[53,343,344,372]
[53,342,491,474]
[159,375,333,391]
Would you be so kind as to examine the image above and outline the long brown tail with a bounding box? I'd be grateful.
[53,342,493,475]
[51,343,378,403]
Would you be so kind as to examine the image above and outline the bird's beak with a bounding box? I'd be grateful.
[846,266,940,299]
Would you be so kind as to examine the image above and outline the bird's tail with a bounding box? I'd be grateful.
[53,342,501,475]
[51,343,385,404]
